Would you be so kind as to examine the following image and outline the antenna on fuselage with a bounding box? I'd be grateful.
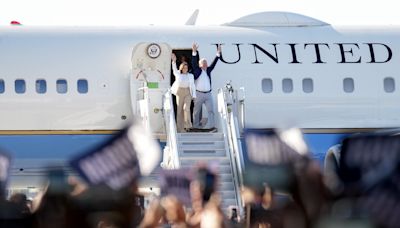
[185,9,199,25]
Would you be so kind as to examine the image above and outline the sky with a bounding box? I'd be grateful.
[1,0,400,26]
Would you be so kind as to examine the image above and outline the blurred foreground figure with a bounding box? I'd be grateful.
[33,169,141,228]
[0,150,34,227]
[6,126,400,227]
[140,165,228,228]
[0,193,33,228]
[139,195,188,228]
[9,193,31,216]
[2,121,160,227]
[325,132,400,228]
[161,195,187,227]
[243,128,331,228]
[188,165,227,228]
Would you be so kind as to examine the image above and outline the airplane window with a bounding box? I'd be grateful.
[77,79,88,94]
[57,79,68,94]
[0,80,4,93]
[343,78,354,93]
[15,79,26,94]
[262,78,273,93]
[384,77,395,93]
[302,78,313,93]
[282,78,293,93]
[36,79,47,94]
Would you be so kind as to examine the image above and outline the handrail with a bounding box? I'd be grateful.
[161,90,180,169]
[228,89,246,174]
[136,86,151,132]
[238,87,246,134]
[217,85,245,217]
[227,85,246,177]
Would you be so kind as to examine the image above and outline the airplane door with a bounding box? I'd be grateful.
[130,42,172,135]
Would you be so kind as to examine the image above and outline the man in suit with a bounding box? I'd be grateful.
[191,43,222,131]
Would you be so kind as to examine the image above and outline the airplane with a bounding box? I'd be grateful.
[0,11,399,196]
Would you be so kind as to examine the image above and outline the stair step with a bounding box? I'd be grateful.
[178,132,223,137]
[181,157,231,168]
[219,182,235,191]
[180,158,230,166]
[172,127,239,212]
[178,133,224,141]
[177,164,230,172]
[221,203,239,210]
[179,149,226,157]
[216,165,233,173]
[221,199,239,207]
[179,144,225,151]
[219,173,235,182]
[180,165,232,174]
[177,138,224,143]
[219,190,236,198]
[180,159,230,170]
[179,140,225,147]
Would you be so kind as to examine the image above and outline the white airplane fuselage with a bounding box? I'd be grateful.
[2,12,400,193]
[1,23,399,133]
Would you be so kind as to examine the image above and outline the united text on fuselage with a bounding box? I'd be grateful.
[216,42,392,64]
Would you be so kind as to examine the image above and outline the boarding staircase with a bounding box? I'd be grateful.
[159,83,246,215]
[177,132,238,211]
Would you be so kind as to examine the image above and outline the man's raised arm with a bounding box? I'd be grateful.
[208,44,222,72]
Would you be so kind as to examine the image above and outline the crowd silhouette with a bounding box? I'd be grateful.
[0,128,399,228]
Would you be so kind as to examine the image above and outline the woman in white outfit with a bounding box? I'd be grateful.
[171,53,197,132]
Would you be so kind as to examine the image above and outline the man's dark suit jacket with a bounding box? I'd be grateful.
[191,51,220,89]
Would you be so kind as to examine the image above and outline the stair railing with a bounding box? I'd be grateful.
[217,83,246,217]
[161,89,180,169]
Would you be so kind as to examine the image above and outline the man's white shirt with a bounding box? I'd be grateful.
[195,70,211,92]
[192,51,220,92]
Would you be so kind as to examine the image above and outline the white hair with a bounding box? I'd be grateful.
[199,58,207,65]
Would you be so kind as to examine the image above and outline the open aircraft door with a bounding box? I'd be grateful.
[130,42,172,137]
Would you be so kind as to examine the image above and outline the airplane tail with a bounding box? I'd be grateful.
[185,9,199,25]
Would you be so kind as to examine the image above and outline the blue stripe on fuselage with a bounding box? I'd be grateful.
[0,135,114,159]
[0,133,348,166]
